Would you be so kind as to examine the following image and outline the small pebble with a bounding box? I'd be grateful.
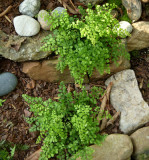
[38,10,51,30]
[0,72,18,96]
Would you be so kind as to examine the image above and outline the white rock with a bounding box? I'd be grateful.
[105,69,149,134]
[38,10,51,30]
[13,15,40,37]
[118,21,133,34]
[19,0,40,17]
[51,7,66,16]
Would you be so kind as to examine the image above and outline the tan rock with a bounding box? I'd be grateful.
[130,127,149,160]
[22,58,89,83]
[142,0,149,3]
[23,57,130,83]
[77,134,133,160]
[38,10,51,30]
[126,21,149,51]
[90,56,130,82]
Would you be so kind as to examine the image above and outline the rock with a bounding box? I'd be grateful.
[111,9,119,18]
[38,10,51,30]
[0,72,18,96]
[118,21,133,34]
[78,0,104,6]
[142,0,149,3]
[105,69,149,134]
[13,15,40,37]
[51,7,66,16]
[130,127,149,160]
[22,58,89,83]
[0,30,51,62]
[126,21,149,51]
[122,0,142,21]
[22,57,130,83]
[77,134,133,160]
[90,56,130,82]
[19,0,40,17]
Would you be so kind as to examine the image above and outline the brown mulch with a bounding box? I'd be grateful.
[0,0,149,159]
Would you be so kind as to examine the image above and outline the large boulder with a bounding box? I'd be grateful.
[22,58,89,83]
[126,21,149,51]
[122,0,142,21]
[0,30,51,62]
[105,69,149,134]
[130,127,149,160]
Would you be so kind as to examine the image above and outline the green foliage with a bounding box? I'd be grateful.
[106,0,122,7]
[22,82,110,160]
[41,4,130,85]
[0,140,29,160]
[0,99,5,107]
[120,7,132,23]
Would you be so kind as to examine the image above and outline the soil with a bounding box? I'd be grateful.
[0,0,149,159]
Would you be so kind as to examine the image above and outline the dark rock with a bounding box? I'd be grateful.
[0,72,18,96]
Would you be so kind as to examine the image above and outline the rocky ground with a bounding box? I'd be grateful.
[0,0,149,160]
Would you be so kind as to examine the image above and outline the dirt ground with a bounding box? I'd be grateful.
[0,0,149,159]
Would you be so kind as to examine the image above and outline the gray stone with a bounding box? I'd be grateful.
[105,69,149,134]
[77,134,133,160]
[51,7,66,16]
[19,0,40,17]
[126,21,149,51]
[0,72,18,96]
[130,127,149,160]
[122,0,142,21]
[13,15,40,37]
[118,21,133,35]
[0,30,51,62]
[38,10,51,30]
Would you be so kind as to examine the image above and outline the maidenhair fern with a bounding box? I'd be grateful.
[41,4,130,85]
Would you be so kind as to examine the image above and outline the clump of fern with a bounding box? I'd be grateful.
[41,4,130,85]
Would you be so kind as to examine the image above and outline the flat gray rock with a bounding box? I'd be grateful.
[19,0,40,17]
[14,15,40,37]
[0,30,51,62]
[0,72,18,96]
[105,69,149,134]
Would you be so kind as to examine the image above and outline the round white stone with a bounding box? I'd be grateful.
[13,15,40,37]
[19,0,40,17]
[118,21,133,34]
